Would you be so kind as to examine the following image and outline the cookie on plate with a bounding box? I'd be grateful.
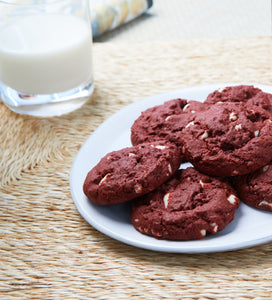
[234,163,272,212]
[130,98,207,148]
[83,141,182,205]
[205,85,272,114]
[180,101,272,177]
[131,167,240,240]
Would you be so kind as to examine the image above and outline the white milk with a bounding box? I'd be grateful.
[0,14,93,94]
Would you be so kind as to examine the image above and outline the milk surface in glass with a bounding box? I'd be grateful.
[0,0,94,117]
[0,14,93,94]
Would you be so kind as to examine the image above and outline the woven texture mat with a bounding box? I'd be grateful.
[1,38,272,299]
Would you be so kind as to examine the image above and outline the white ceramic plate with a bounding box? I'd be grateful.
[70,83,272,253]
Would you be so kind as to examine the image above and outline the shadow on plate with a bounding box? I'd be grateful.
[89,200,132,224]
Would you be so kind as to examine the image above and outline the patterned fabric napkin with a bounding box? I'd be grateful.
[91,0,153,37]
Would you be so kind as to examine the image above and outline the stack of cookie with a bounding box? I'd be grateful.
[83,85,272,241]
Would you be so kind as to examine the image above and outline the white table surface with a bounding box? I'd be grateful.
[94,0,271,42]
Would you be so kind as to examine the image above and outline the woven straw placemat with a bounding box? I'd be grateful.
[1,38,272,299]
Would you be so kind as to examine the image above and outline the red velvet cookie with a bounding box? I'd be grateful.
[83,141,182,205]
[130,98,207,148]
[205,85,272,114]
[234,163,272,212]
[180,101,272,177]
[131,167,240,241]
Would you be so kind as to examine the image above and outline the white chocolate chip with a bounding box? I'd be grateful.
[185,121,194,128]
[232,170,239,176]
[134,219,139,223]
[134,183,143,194]
[199,180,204,188]
[183,103,190,111]
[168,163,172,175]
[209,223,218,233]
[151,229,162,237]
[191,110,196,113]
[129,153,136,157]
[99,174,110,185]
[254,130,259,137]
[163,193,170,208]
[263,165,269,172]
[155,145,166,150]
[165,115,171,121]
[151,144,166,150]
[229,112,238,121]
[216,101,223,104]
[199,131,209,140]
[200,229,206,237]
[234,124,242,131]
[258,201,272,208]
[227,194,238,205]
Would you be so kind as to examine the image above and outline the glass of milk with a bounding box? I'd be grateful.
[0,0,94,117]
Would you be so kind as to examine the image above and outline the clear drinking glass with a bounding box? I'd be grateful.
[0,0,94,117]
